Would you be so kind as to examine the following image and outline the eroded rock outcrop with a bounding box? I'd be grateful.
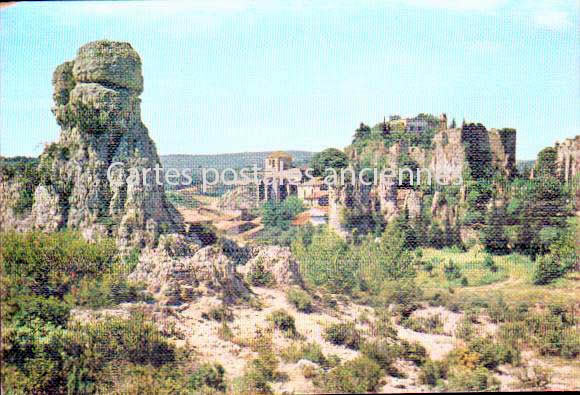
[329,123,517,235]
[129,244,249,305]
[555,136,580,183]
[1,40,186,250]
[241,245,304,287]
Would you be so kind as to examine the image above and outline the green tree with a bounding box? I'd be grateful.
[353,122,371,143]
[261,197,304,230]
[535,147,558,178]
[310,148,349,177]
[480,204,509,254]
[428,222,445,248]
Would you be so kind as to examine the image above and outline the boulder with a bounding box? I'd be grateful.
[129,245,249,305]
[241,245,303,287]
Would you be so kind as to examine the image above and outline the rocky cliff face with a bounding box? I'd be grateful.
[1,41,185,250]
[329,123,517,234]
[555,135,580,183]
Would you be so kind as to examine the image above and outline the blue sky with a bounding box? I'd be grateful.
[1,1,578,160]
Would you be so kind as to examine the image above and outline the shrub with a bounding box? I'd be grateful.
[419,360,448,386]
[64,268,148,308]
[202,305,234,322]
[217,321,233,342]
[267,309,297,337]
[189,363,226,392]
[0,231,116,298]
[401,314,445,335]
[323,322,362,350]
[286,288,313,313]
[317,356,382,393]
[280,342,328,366]
[369,310,398,340]
[246,258,275,287]
[448,367,500,392]
[233,329,279,393]
[2,312,176,393]
[360,340,399,370]
[65,313,176,368]
[401,340,427,366]
[488,295,509,323]
[444,259,462,281]
[467,337,519,369]
[293,229,358,293]
[483,254,496,270]
[5,294,70,327]
[538,327,580,358]
[533,254,565,285]
[455,317,476,340]
[382,279,423,318]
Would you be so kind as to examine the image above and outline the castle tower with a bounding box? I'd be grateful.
[265,151,292,172]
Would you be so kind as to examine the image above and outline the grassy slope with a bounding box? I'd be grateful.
[419,247,580,305]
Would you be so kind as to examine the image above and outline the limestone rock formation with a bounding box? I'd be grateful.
[1,40,186,250]
[240,245,304,287]
[129,245,249,305]
[555,136,580,183]
[327,122,517,235]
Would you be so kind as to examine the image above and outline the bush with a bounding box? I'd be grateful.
[280,342,328,366]
[292,229,359,293]
[246,347,279,391]
[483,254,496,270]
[360,340,399,370]
[419,360,448,386]
[323,322,362,350]
[467,337,519,369]
[2,312,176,393]
[0,231,116,298]
[246,258,275,287]
[455,317,476,340]
[382,279,423,318]
[67,313,176,367]
[64,268,149,308]
[261,196,304,230]
[267,309,297,337]
[202,305,234,322]
[5,294,70,327]
[538,327,580,358]
[286,288,313,313]
[401,340,427,366]
[448,367,500,392]
[189,363,226,392]
[533,254,565,285]
[317,356,382,393]
[401,314,445,335]
[444,259,462,281]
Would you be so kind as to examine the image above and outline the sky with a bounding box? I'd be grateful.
[1,1,578,160]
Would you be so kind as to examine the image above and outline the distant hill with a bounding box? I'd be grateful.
[160,151,317,191]
[160,151,316,171]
